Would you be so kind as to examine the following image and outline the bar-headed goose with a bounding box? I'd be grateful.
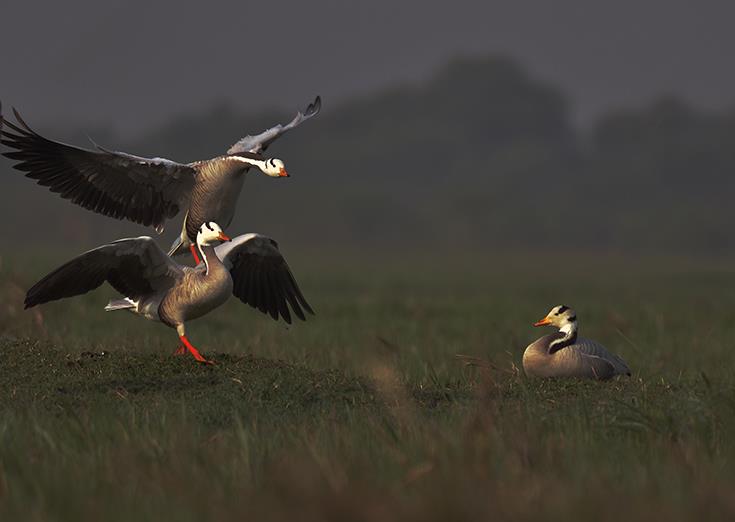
[1,97,321,263]
[523,305,631,380]
[24,222,313,364]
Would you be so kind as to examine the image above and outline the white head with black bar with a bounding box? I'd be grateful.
[533,304,578,351]
[196,222,231,273]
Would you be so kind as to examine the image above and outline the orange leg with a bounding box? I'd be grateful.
[173,345,186,356]
[189,244,201,264]
[179,335,214,365]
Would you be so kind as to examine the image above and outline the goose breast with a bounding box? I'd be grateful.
[159,265,233,326]
[185,163,247,240]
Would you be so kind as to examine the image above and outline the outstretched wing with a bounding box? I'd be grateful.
[227,96,321,155]
[25,237,183,308]
[215,233,314,324]
[1,108,197,232]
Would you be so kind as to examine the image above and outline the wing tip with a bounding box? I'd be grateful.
[303,302,315,316]
[23,292,38,309]
[308,95,322,116]
[11,107,32,132]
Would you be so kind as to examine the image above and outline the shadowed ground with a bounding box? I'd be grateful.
[2,254,735,520]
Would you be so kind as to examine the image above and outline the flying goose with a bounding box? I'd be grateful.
[0,97,321,263]
[24,222,313,364]
[523,305,631,380]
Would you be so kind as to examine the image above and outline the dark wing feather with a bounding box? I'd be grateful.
[575,338,632,376]
[578,354,617,380]
[280,270,306,321]
[1,108,197,232]
[227,96,321,154]
[25,237,183,308]
[214,233,314,324]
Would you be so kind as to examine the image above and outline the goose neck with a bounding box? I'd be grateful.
[548,323,578,354]
[230,156,266,171]
[197,243,219,275]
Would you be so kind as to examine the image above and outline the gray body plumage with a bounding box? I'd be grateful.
[158,245,233,327]
[169,158,249,256]
[523,333,631,380]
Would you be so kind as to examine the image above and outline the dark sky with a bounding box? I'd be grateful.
[3,0,735,136]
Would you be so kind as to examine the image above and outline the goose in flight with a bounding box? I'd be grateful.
[523,305,631,380]
[1,97,321,263]
[24,222,313,364]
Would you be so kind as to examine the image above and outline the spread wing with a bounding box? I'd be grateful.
[25,237,183,308]
[215,233,314,324]
[1,108,197,232]
[227,96,321,155]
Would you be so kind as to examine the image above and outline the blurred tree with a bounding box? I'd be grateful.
[4,56,735,255]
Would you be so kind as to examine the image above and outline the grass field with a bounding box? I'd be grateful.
[2,251,735,520]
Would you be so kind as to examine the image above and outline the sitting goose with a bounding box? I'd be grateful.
[523,305,631,380]
[0,97,321,263]
[24,222,313,364]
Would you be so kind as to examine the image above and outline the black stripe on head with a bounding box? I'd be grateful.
[556,305,569,315]
[567,315,577,322]
[205,222,214,231]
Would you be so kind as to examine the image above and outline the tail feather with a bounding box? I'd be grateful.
[167,235,188,257]
[104,298,136,312]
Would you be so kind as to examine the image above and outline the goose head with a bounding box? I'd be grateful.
[228,153,288,177]
[196,222,231,246]
[261,158,288,178]
[533,304,577,334]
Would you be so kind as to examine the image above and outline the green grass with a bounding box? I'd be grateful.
[2,252,735,520]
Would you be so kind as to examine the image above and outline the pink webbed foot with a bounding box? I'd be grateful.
[179,335,215,365]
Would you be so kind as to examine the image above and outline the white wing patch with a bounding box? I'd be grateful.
[214,233,263,267]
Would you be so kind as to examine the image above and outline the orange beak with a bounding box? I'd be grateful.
[218,232,231,242]
[279,167,289,177]
[533,317,552,327]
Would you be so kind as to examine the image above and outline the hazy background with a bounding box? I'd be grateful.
[3,0,735,256]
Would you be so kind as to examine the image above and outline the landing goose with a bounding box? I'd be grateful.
[1,97,321,262]
[523,305,631,380]
[24,222,313,364]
